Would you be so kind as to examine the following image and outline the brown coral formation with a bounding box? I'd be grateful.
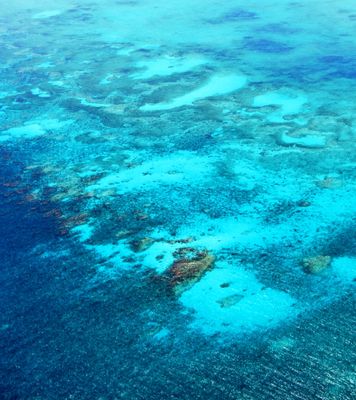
[302,255,331,274]
[61,213,88,228]
[167,249,215,294]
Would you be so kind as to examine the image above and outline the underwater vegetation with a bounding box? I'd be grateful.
[0,0,355,399]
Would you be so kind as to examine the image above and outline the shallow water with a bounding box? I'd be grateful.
[0,1,355,399]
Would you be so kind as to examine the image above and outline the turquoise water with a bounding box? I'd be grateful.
[0,1,355,398]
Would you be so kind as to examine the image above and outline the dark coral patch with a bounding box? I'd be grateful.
[245,39,293,53]
[258,23,298,34]
[206,8,258,24]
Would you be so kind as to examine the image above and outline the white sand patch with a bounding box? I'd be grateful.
[49,80,67,87]
[31,88,51,98]
[32,10,64,19]
[331,257,356,283]
[180,261,298,335]
[79,98,111,108]
[38,118,73,129]
[176,215,265,252]
[140,73,247,111]
[276,132,326,148]
[311,184,356,221]
[141,241,180,273]
[99,74,121,85]
[87,152,214,194]
[0,118,73,142]
[72,223,94,242]
[0,90,21,99]
[116,46,136,56]
[90,243,121,259]
[0,124,46,142]
[174,210,304,256]
[37,61,54,69]
[131,54,207,80]
[253,90,307,123]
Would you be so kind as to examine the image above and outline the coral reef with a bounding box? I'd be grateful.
[302,255,332,274]
[167,249,215,294]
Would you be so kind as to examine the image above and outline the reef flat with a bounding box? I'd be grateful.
[0,1,355,399]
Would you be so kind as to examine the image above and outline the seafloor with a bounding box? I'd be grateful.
[0,1,355,399]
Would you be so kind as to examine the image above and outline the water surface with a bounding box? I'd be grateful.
[0,1,355,399]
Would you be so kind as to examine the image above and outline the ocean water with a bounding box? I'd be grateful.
[0,1,355,399]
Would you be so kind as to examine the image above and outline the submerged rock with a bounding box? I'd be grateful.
[302,255,331,274]
[296,200,311,207]
[217,293,244,308]
[167,249,215,294]
[130,237,155,252]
